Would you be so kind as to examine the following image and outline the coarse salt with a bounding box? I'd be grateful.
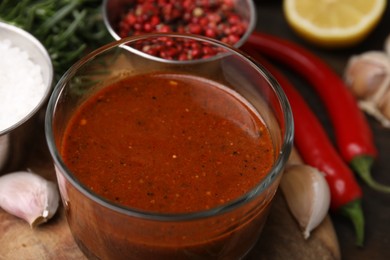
[0,39,46,131]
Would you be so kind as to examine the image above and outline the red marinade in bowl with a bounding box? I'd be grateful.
[59,72,276,259]
[61,72,274,213]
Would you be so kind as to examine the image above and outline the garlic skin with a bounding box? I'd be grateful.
[0,171,60,227]
[280,164,331,239]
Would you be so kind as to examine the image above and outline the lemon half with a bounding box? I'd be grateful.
[283,0,387,48]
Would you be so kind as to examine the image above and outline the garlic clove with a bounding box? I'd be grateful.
[358,100,390,128]
[0,171,60,227]
[377,86,390,123]
[385,34,390,57]
[280,164,331,239]
[344,51,390,100]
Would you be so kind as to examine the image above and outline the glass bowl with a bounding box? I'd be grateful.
[45,33,293,260]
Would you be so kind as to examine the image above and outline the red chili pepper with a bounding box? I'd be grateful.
[241,46,365,245]
[244,31,390,193]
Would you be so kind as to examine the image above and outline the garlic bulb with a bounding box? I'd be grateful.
[344,51,390,99]
[344,47,390,127]
[0,171,60,227]
[280,164,331,239]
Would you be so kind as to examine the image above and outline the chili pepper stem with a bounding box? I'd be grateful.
[339,200,365,247]
[351,156,390,192]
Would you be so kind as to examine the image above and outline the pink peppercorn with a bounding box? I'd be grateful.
[117,0,249,60]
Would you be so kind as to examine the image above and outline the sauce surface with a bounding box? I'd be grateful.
[61,72,274,213]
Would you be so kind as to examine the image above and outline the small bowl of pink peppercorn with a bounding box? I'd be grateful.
[103,0,256,55]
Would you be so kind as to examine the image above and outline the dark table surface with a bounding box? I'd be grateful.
[252,1,390,260]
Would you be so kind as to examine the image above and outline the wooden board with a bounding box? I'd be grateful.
[0,112,340,259]
[0,113,85,260]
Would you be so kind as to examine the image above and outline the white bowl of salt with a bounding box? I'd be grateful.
[0,22,53,172]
